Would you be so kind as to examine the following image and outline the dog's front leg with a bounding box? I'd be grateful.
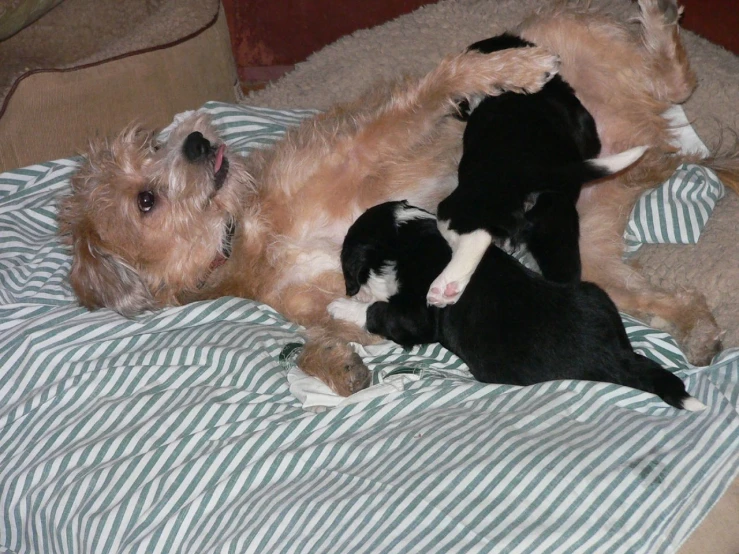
[355,47,559,154]
[296,319,376,397]
[271,278,379,396]
[427,227,492,307]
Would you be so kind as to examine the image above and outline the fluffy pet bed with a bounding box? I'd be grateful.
[243,1,738,552]
[245,0,739,352]
[0,0,237,171]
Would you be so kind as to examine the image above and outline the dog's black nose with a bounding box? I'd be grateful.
[183,132,211,162]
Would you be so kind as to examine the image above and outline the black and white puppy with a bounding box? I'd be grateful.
[329,201,705,411]
[427,33,646,307]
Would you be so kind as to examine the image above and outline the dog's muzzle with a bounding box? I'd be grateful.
[183,131,211,162]
[183,131,230,191]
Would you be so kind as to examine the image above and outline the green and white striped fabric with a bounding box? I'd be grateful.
[1,101,738,554]
[624,164,724,255]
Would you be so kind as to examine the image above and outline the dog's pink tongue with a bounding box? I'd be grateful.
[214,144,226,173]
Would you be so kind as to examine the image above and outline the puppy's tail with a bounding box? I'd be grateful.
[587,146,649,178]
[630,354,707,411]
[542,146,649,193]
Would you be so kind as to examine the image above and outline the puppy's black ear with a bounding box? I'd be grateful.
[342,244,372,297]
[68,231,156,317]
[346,279,361,297]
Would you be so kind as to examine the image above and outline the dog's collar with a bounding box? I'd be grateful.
[208,218,236,272]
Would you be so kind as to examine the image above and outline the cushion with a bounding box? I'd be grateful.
[0,0,238,172]
[0,0,64,40]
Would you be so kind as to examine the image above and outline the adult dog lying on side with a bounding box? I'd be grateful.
[59,0,738,396]
[59,46,559,395]
[329,201,705,411]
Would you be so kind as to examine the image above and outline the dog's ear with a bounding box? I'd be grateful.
[68,228,157,318]
[341,247,364,297]
[341,243,375,297]
[344,271,363,297]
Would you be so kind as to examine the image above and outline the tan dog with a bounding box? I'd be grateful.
[59,0,737,396]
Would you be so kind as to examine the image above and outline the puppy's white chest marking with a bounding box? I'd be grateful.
[355,263,399,303]
[394,204,435,224]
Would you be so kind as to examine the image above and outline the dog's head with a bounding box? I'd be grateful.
[58,112,252,316]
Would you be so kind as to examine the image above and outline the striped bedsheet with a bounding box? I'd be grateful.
[0,102,737,554]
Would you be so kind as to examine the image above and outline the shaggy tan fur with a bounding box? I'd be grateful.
[59,0,739,395]
[59,46,559,394]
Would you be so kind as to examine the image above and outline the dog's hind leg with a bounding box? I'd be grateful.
[580,229,722,366]
[638,0,696,103]
[519,2,692,153]
[601,274,721,367]
[578,152,725,366]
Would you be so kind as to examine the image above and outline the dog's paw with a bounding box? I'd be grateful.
[328,298,369,328]
[344,351,373,395]
[297,337,372,397]
[497,47,560,95]
[640,0,681,25]
[648,290,722,366]
[426,274,469,307]
[680,316,723,367]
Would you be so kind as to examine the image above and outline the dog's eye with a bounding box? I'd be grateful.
[137,191,156,213]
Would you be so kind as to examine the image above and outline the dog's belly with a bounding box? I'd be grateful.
[275,246,342,292]
[271,213,350,294]
[400,174,459,213]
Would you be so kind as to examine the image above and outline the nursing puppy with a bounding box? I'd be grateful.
[428,32,646,307]
[330,201,705,411]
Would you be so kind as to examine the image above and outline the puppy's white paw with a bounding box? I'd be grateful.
[427,229,490,307]
[328,298,370,328]
[426,274,470,307]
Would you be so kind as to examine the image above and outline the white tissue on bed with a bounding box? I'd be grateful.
[287,364,419,412]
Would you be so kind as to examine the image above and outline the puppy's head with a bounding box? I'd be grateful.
[58,112,252,316]
[340,202,403,296]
